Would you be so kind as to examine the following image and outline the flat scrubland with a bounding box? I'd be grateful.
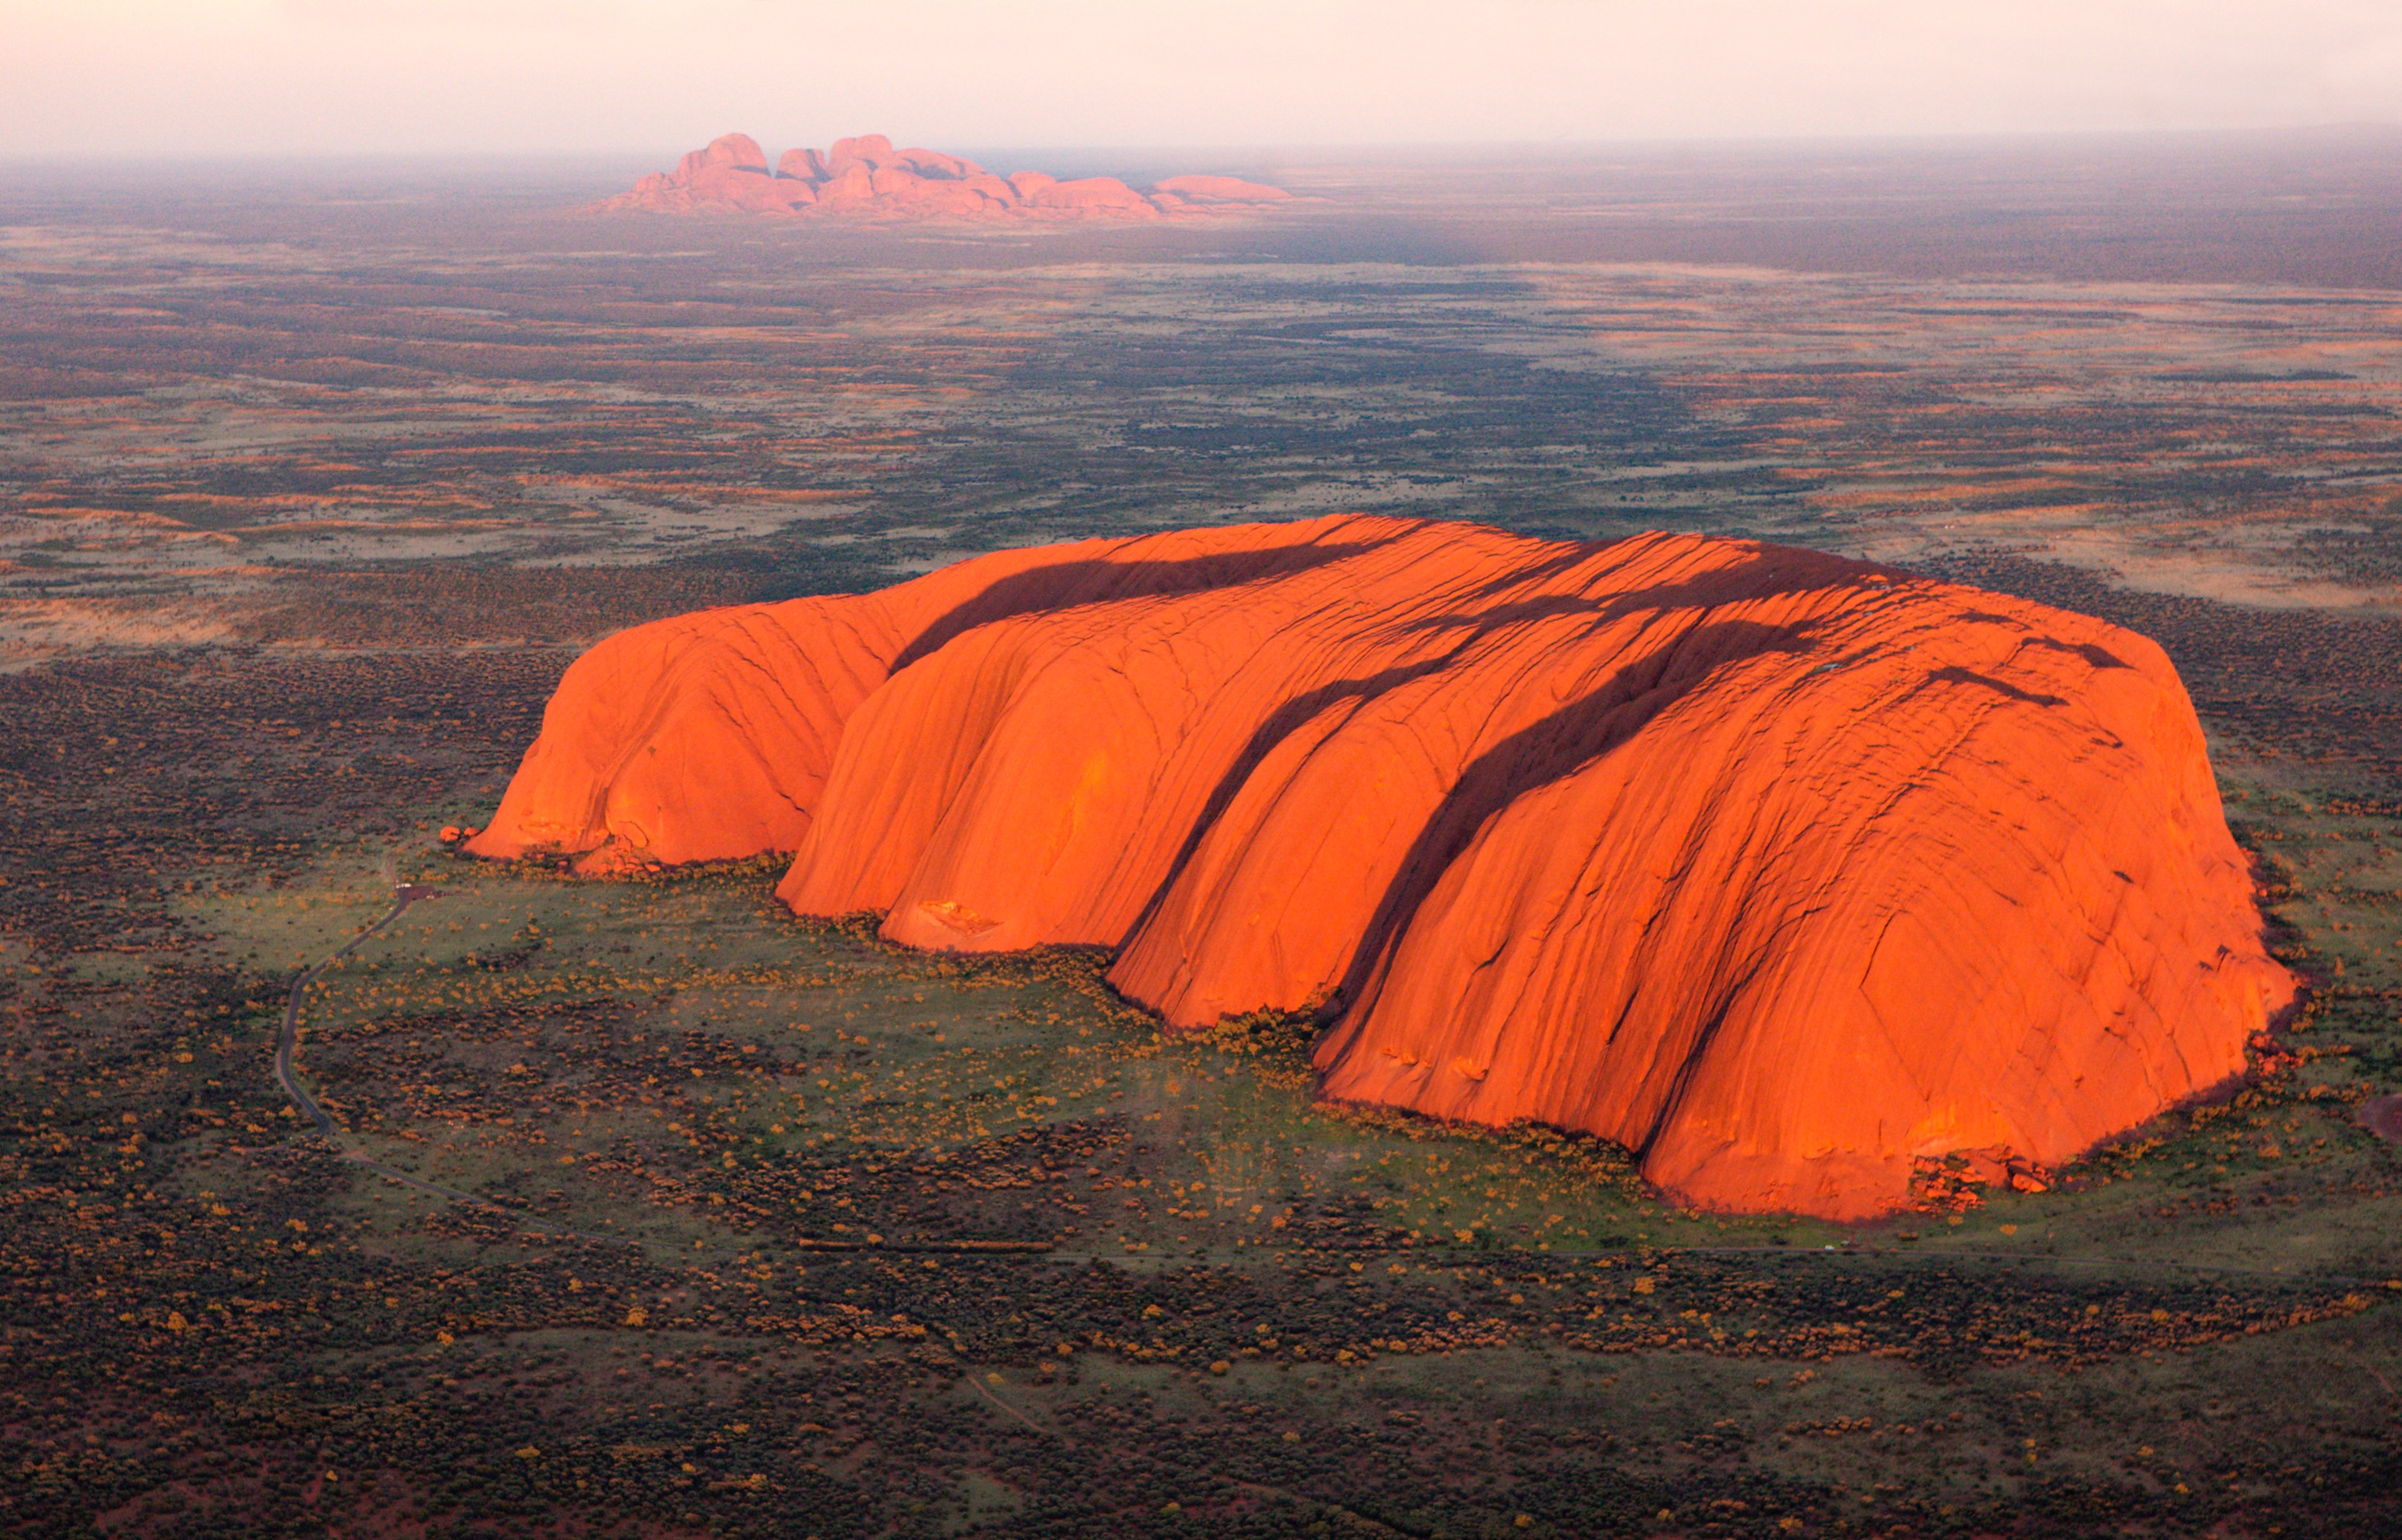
[8,149,2402,670]
[3,711,2396,1540]
[2,146,2399,1537]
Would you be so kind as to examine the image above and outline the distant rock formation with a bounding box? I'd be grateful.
[468,515,2292,1219]
[601,133,1291,220]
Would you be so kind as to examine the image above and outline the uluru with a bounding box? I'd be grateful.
[602,133,1291,220]
[467,515,2293,1219]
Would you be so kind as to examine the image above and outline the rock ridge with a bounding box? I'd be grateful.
[602,133,1291,220]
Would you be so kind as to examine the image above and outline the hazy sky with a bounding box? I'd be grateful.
[5,0,2400,158]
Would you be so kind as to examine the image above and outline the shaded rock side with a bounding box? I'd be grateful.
[601,132,1290,219]
[470,515,2292,1217]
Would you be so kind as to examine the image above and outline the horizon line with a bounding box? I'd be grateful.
[5,120,2400,168]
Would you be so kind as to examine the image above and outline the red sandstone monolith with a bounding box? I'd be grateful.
[468,515,2291,1218]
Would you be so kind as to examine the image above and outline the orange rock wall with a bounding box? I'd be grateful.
[472,515,2292,1217]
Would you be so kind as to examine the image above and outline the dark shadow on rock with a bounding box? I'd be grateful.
[1110,652,1470,952]
[2024,636,2133,672]
[1319,616,1819,1045]
[1396,548,1868,640]
[890,536,1390,673]
[1114,559,1846,958]
[1926,666,2066,708]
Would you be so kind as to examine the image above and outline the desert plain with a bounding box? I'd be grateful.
[2,131,2400,1538]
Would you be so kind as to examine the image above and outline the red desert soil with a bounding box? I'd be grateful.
[602,133,1290,220]
[468,515,2293,1218]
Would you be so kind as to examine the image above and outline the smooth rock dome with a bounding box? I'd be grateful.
[468,515,2292,1218]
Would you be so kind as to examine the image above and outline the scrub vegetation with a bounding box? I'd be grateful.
[3,148,2399,1535]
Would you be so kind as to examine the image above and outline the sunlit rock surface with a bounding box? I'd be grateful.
[469,515,2292,1217]
[602,133,1291,220]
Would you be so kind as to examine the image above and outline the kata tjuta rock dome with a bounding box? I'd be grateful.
[468,515,2293,1218]
[601,132,1291,220]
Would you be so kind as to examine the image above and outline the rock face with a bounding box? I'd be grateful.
[603,132,1290,220]
[468,515,2292,1217]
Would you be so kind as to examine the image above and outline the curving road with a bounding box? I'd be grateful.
[273,882,639,1249]
[275,884,441,1136]
[272,887,1045,1258]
